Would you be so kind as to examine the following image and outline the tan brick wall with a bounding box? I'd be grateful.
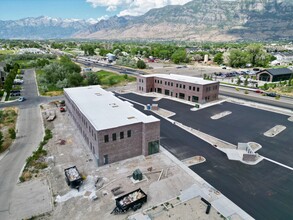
[142,121,160,156]
[137,76,219,104]
[97,123,144,166]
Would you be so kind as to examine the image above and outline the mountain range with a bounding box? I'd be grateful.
[0,0,292,41]
[0,16,98,39]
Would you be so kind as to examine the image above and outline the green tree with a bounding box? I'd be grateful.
[171,49,188,64]
[213,53,223,65]
[137,60,146,69]
[246,44,271,67]
[85,72,100,85]
[228,49,249,68]
[68,72,84,87]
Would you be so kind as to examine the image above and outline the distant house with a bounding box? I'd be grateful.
[256,68,293,82]
[106,53,116,62]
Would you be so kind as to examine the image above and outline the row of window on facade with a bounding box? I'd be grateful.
[138,86,144,91]
[104,130,132,143]
[154,79,202,92]
[138,79,144,83]
[206,85,218,92]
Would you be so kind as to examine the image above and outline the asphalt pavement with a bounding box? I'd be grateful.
[117,93,293,220]
[0,69,45,219]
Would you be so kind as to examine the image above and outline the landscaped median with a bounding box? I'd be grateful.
[19,129,53,182]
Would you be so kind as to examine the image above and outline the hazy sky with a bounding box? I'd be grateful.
[0,0,193,20]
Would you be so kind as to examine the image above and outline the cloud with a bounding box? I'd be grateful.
[86,0,192,16]
[106,5,117,12]
[86,15,110,24]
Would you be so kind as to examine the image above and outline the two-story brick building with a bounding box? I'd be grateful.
[64,85,160,166]
[137,74,219,104]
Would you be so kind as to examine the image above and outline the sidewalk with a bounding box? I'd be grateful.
[0,92,7,102]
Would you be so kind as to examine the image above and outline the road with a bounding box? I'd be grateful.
[74,59,146,76]
[220,86,293,110]
[0,69,50,219]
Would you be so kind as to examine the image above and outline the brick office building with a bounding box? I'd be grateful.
[137,74,219,104]
[64,85,160,166]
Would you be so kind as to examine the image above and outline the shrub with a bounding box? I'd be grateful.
[8,128,16,139]
[19,176,25,182]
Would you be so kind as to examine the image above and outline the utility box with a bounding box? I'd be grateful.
[133,169,142,181]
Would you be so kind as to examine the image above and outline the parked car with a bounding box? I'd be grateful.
[266,92,277,97]
[10,90,21,96]
[14,79,24,85]
[254,89,264,94]
[18,96,26,102]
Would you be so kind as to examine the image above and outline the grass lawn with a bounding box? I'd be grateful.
[0,50,14,55]
[0,108,18,153]
[97,70,136,87]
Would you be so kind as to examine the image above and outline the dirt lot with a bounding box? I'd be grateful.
[36,102,223,220]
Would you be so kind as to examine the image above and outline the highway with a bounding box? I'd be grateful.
[74,58,146,76]
[220,86,293,110]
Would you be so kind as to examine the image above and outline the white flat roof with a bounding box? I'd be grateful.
[64,86,159,131]
[142,74,218,85]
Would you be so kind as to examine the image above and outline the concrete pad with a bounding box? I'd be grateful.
[211,111,232,120]
[9,179,52,220]
[181,156,206,166]
[151,108,175,118]
[264,125,286,137]
[225,149,243,161]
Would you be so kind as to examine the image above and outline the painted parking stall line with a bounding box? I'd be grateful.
[263,157,293,171]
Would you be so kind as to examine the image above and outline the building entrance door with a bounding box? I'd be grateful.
[104,155,108,165]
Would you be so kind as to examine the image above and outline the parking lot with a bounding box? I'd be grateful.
[117,92,293,220]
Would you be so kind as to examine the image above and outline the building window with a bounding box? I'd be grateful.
[183,85,185,89]
[160,80,162,84]
[155,80,157,83]
[176,83,178,88]
[127,130,131,138]
[180,84,182,88]
[112,133,116,141]
[197,87,200,92]
[171,82,173,87]
[189,86,191,90]
[168,82,170,86]
[104,135,109,143]
[120,131,124,139]
[193,86,195,91]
